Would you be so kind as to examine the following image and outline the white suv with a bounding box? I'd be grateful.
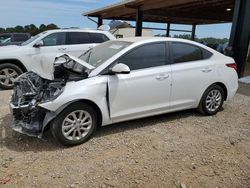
[0,29,115,89]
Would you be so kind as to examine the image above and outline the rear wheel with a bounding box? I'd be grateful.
[198,84,225,115]
[0,63,23,89]
[51,102,98,146]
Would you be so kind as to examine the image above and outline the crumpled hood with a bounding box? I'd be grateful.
[30,53,94,80]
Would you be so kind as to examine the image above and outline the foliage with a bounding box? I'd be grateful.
[0,24,59,36]
[155,33,229,49]
[173,34,229,48]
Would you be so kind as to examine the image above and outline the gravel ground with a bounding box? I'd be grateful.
[0,88,250,188]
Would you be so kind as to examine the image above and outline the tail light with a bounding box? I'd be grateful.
[226,63,237,72]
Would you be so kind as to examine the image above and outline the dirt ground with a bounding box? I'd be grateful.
[0,87,250,188]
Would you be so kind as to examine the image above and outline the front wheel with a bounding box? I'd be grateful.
[198,84,225,115]
[51,102,98,146]
[0,63,23,89]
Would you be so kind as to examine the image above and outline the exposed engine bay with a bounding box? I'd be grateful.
[10,54,92,136]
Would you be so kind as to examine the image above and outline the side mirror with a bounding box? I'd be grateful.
[33,40,44,48]
[111,63,130,74]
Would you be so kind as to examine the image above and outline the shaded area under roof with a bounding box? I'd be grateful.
[83,0,235,25]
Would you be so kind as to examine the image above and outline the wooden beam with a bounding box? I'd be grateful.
[166,23,171,37]
[135,6,143,36]
[191,24,196,40]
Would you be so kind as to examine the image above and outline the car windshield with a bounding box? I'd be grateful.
[79,41,132,68]
[21,32,46,46]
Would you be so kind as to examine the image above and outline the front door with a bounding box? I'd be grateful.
[108,42,172,123]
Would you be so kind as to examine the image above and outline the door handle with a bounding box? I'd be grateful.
[201,68,212,73]
[156,74,169,81]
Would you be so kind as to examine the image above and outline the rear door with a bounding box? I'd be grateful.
[108,42,172,123]
[170,41,215,110]
[66,32,96,57]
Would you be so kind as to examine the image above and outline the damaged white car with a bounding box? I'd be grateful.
[10,38,238,146]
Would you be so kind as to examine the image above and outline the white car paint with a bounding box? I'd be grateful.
[0,29,115,73]
[38,37,238,127]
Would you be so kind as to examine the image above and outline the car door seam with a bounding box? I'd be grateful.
[106,77,111,120]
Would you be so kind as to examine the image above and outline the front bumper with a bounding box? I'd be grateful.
[9,103,47,137]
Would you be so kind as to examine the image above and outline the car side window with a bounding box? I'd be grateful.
[42,32,66,46]
[67,32,91,45]
[117,43,166,71]
[172,42,203,63]
[13,34,29,42]
[89,33,109,43]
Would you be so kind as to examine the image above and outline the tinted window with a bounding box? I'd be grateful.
[67,32,91,45]
[13,34,29,42]
[42,32,66,46]
[118,43,166,70]
[172,42,203,63]
[89,33,109,43]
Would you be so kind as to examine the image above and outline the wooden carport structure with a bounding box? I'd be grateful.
[83,0,250,77]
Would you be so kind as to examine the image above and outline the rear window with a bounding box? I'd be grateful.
[172,42,213,63]
[66,32,91,45]
[89,33,109,43]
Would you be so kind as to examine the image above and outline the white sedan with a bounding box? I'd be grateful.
[10,37,238,146]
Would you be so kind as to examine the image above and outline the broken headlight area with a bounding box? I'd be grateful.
[10,71,65,135]
[11,71,65,106]
[10,104,47,135]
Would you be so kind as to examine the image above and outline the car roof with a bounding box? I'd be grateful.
[116,37,200,44]
[46,29,110,34]
[116,37,219,52]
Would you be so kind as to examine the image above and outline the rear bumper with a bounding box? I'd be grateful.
[226,78,238,100]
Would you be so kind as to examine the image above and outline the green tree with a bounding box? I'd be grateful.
[0,24,59,35]
[0,28,5,33]
[29,24,38,35]
[173,34,192,40]
[46,23,59,30]
[14,25,24,33]
[5,27,15,33]
[39,24,47,32]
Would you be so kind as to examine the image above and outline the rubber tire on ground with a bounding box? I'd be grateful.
[198,84,225,116]
[0,63,23,89]
[51,102,98,147]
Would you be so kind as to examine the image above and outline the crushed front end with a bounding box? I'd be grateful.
[10,72,65,137]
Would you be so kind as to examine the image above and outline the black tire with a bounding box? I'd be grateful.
[51,102,98,147]
[198,84,225,116]
[0,63,23,89]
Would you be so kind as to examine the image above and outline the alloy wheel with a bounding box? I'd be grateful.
[0,68,19,87]
[62,110,93,141]
[205,89,222,112]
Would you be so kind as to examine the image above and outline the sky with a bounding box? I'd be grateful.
[0,0,232,39]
